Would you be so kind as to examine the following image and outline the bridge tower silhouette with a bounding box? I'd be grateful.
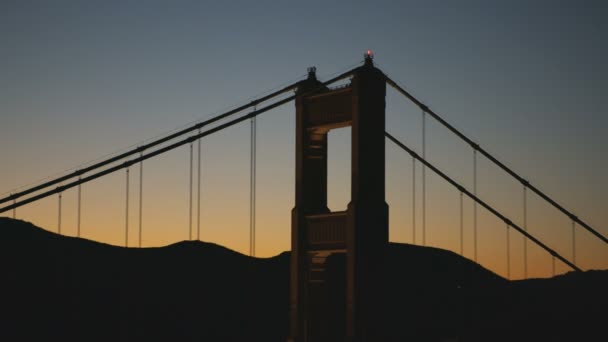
[289,54,388,342]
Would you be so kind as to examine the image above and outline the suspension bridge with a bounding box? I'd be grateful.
[1,52,606,341]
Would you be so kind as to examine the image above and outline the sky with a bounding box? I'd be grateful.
[1,0,607,279]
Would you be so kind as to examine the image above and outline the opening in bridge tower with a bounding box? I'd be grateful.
[289,54,388,342]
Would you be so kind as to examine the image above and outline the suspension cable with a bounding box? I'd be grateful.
[250,112,257,257]
[0,67,357,215]
[125,168,130,247]
[506,223,511,279]
[412,157,416,244]
[523,186,528,278]
[0,83,303,208]
[12,195,15,219]
[138,152,143,248]
[572,220,576,266]
[58,192,62,234]
[189,142,194,241]
[460,191,464,255]
[197,129,202,241]
[77,178,82,237]
[385,131,581,272]
[422,110,426,246]
[384,75,607,244]
[473,150,478,262]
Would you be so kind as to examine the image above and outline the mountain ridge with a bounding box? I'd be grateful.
[1,217,605,341]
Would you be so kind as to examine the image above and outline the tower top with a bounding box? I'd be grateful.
[364,50,374,66]
[307,66,317,80]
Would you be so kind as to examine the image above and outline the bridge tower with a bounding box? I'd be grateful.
[289,54,388,342]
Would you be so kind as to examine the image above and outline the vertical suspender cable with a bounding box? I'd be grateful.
[422,110,426,246]
[58,192,62,234]
[250,114,257,257]
[523,186,528,278]
[125,168,129,247]
[250,118,253,256]
[189,143,193,241]
[138,152,143,248]
[572,220,576,266]
[506,223,511,279]
[552,256,556,277]
[197,129,202,241]
[12,195,16,219]
[460,191,464,255]
[77,178,82,237]
[254,118,257,256]
[412,157,416,244]
[473,150,478,262]
[386,132,582,272]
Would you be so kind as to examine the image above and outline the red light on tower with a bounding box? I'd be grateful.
[364,49,374,65]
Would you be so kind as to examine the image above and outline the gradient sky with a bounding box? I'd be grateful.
[1,0,606,279]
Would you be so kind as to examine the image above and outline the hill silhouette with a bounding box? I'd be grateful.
[0,217,605,341]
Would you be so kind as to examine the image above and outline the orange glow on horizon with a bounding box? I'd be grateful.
[2,77,606,282]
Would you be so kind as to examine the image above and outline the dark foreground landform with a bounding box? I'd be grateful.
[1,217,605,342]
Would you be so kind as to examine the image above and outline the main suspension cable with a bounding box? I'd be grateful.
[385,131,581,272]
[384,75,607,244]
[0,67,357,215]
[0,80,302,207]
